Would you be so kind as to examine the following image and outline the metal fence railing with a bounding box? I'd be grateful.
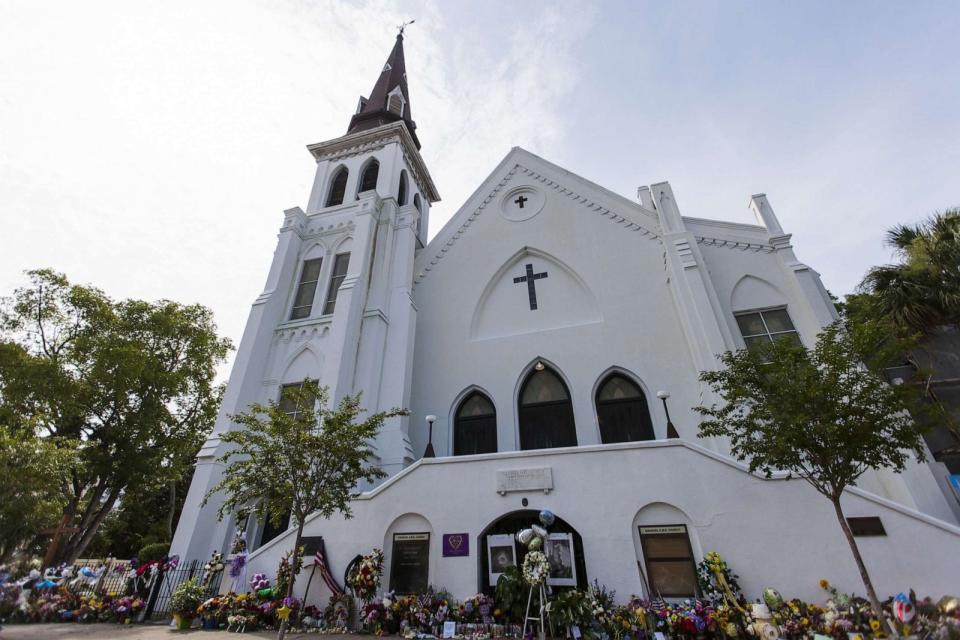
[144,560,223,620]
[40,559,223,621]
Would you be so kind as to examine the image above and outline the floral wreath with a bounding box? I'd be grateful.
[522,551,549,586]
[346,549,384,601]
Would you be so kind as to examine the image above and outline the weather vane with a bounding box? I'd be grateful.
[397,19,415,36]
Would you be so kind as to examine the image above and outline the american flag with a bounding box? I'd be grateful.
[649,594,668,613]
[314,537,344,596]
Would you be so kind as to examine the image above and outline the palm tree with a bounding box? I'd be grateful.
[859,209,960,334]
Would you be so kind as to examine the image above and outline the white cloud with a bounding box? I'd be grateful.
[0,0,595,378]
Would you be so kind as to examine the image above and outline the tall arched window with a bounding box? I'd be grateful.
[326,166,348,207]
[398,170,409,206]
[518,366,577,450]
[413,192,422,212]
[595,374,655,443]
[454,392,497,456]
[358,159,379,195]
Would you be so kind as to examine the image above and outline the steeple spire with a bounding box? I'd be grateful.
[347,31,420,149]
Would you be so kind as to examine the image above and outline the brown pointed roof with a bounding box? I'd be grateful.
[347,33,420,149]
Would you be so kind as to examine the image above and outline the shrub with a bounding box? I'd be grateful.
[170,578,206,616]
[138,542,170,564]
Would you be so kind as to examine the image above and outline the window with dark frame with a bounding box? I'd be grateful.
[454,392,498,455]
[596,374,655,444]
[638,524,698,598]
[289,258,323,320]
[398,170,408,206]
[518,367,577,450]
[326,167,348,207]
[358,159,379,195]
[734,307,801,350]
[323,253,351,315]
[258,511,290,549]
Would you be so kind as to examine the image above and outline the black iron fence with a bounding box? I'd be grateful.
[59,559,223,621]
[142,560,223,620]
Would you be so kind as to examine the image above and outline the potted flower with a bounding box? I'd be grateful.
[170,578,206,630]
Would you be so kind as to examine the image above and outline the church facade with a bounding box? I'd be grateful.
[171,35,960,604]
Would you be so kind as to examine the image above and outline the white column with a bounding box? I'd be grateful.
[170,208,307,561]
[324,194,380,404]
[376,203,420,472]
[749,194,838,329]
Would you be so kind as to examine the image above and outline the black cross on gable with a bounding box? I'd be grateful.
[514,195,528,208]
[513,263,548,310]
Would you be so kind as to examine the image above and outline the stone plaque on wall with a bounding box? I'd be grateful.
[496,467,553,495]
[389,532,430,594]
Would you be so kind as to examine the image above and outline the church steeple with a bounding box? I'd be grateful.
[347,32,420,149]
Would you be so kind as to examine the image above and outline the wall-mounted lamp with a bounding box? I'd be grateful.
[656,390,680,439]
[534,361,545,371]
[424,415,437,458]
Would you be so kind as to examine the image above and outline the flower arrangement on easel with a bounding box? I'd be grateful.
[346,548,383,603]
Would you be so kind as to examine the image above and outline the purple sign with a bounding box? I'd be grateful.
[442,533,469,557]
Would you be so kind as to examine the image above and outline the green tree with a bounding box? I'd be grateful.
[203,381,405,640]
[0,426,77,562]
[0,269,231,563]
[696,322,926,623]
[860,209,960,334]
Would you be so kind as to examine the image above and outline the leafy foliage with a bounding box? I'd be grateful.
[697,322,925,495]
[858,209,960,334]
[696,321,926,623]
[494,565,526,623]
[203,381,405,639]
[170,577,207,616]
[0,426,77,562]
[0,269,232,563]
[137,541,170,564]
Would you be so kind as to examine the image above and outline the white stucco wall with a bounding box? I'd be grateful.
[243,442,960,606]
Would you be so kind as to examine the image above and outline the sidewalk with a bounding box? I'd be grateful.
[0,624,356,640]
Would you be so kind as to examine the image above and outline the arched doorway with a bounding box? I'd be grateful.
[476,510,587,593]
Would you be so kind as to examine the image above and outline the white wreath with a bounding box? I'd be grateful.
[522,551,549,586]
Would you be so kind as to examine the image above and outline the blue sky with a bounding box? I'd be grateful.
[1,0,957,373]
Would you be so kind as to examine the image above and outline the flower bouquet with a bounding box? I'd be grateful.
[347,549,384,603]
[170,578,206,630]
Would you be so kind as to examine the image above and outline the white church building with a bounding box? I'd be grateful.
[171,34,960,604]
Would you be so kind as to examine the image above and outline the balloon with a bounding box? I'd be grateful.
[539,510,555,527]
[517,529,535,545]
[763,588,783,610]
[939,596,960,614]
[893,593,915,623]
[527,535,543,551]
[531,524,548,538]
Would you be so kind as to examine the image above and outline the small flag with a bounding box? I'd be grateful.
[314,538,344,596]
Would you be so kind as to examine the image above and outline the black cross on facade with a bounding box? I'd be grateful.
[513,263,548,310]
[514,195,529,209]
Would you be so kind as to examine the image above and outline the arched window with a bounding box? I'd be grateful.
[326,166,348,207]
[595,374,654,443]
[398,170,409,206]
[413,192,422,212]
[358,159,379,195]
[454,392,497,456]
[518,366,577,450]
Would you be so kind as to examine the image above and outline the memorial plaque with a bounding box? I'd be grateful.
[496,467,553,494]
[442,533,469,557]
[389,532,430,594]
[298,536,325,557]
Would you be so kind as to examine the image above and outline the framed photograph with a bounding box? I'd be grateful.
[487,534,516,585]
[545,532,577,587]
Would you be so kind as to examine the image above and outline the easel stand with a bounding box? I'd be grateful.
[523,583,548,640]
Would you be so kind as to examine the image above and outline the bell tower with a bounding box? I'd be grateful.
[170,32,440,563]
